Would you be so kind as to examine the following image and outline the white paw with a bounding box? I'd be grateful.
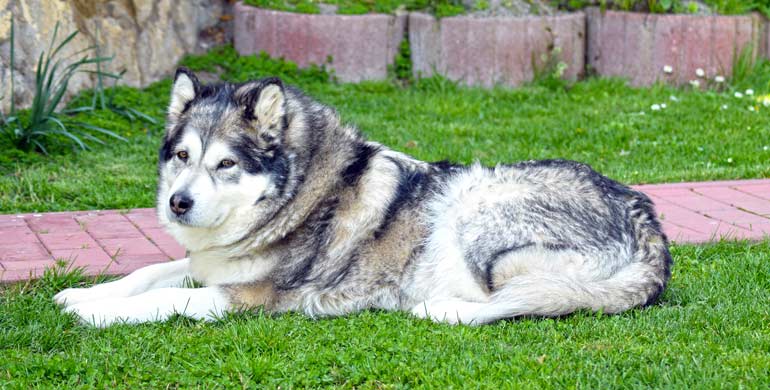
[410,299,485,325]
[61,287,229,327]
[54,287,103,307]
[54,281,133,307]
[64,299,137,327]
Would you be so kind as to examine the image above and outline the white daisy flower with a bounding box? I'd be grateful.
[651,104,661,111]
[745,89,754,96]
[689,80,700,88]
[663,65,673,74]
[735,91,743,98]
[661,103,667,109]
[714,75,725,83]
[695,68,705,77]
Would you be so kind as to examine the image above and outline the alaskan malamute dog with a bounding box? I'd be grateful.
[55,69,672,327]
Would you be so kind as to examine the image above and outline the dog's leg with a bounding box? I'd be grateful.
[223,281,277,311]
[64,286,229,327]
[54,258,191,307]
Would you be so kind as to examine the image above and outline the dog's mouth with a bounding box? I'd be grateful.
[167,211,194,227]
[167,209,228,230]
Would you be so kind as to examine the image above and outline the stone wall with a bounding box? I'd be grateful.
[1,0,228,113]
[586,8,763,86]
[234,4,407,82]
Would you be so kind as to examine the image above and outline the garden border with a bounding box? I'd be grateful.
[586,8,763,86]
[234,2,770,87]
[409,11,585,87]
[234,2,406,82]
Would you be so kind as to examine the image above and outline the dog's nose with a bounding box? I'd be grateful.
[170,192,194,216]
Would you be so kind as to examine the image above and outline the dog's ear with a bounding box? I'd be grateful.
[237,78,286,146]
[168,67,200,120]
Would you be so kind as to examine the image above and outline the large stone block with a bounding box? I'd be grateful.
[409,12,586,87]
[1,0,226,113]
[234,3,407,82]
[586,8,762,86]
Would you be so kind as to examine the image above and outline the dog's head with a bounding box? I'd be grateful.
[157,68,295,250]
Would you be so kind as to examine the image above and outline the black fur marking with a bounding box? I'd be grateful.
[230,134,291,199]
[373,158,430,239]
[503,159,634,248]
[323,255,357,289]
[485,242,535,291]
[341,143,378,186]
[232,135,267,175]
[159,120,188,162]
[275,197,340,290]
[430,160,462,173]
[270,150,291,197]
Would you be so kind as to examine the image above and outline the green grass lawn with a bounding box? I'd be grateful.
[1,241,768,387]
[2,46,770,213]
[1,46,769,387]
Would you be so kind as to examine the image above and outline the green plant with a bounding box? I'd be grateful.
[0,20,126,154]
[703,0,755,15]
[648,0,673,12]
[243,0,321,13]
[757,0,770,18]
[389,39,414,85]
[731,43,757,86]
[179,45,332,85]
[474,0,490,11]
[553,0,696,13]
[531,34,570,90]
[243,0,476,17]
[337,1,370,14]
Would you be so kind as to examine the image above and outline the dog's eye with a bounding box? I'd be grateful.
[218,159,236,169]
[176,150,188,161]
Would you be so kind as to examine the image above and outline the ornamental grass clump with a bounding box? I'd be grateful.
[0,20,126,154]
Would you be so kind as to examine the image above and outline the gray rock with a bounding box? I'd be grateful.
[1,0,227,113]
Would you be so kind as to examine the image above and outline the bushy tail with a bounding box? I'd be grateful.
[470,199,672,325]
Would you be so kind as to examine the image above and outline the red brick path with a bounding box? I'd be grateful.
[2,179,769,282]
[0,209,185,282]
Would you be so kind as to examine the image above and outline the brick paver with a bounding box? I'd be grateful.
[1,179,769,282]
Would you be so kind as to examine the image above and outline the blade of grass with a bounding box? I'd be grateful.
[72,122,128,142]
[126,108,158,124]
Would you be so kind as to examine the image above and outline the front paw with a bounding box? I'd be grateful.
[54,287,103,307]
[64,300,122,327]
[63,299,154,327]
